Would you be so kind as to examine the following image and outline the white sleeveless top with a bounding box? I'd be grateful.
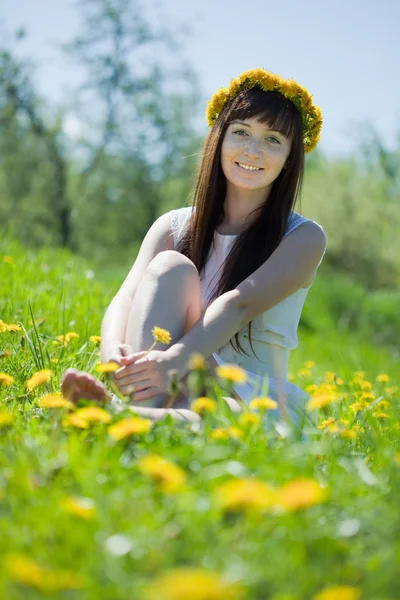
[170,206,326,416]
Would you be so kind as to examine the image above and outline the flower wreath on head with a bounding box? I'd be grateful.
[205,68,322,153]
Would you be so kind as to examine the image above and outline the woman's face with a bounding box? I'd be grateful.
[220,116,292,193]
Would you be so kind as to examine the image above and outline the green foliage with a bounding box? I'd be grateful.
[0,237,399,600]
[0,0,201,259]
[303,152,400,289]
[299,266,400,357]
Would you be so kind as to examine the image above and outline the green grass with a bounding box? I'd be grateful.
[0,237,399,600]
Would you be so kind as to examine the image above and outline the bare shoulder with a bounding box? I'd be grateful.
[115,211,174,300]
[284,220,326,254]
[146,211,175,251]
[236,219,327,319]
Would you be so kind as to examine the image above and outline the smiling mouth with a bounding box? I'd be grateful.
[235,162,263,172]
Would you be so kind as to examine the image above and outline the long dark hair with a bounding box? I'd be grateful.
[176,87,305,359]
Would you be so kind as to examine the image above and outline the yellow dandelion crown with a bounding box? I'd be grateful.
[205,68,322,153]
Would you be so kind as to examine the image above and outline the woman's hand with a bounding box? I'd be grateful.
[106,343,135,367]
[113,349,177,402]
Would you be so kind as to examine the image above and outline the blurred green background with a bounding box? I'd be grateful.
[0,0,399,374]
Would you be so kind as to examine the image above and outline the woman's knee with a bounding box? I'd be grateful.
[145,251,201,301]
[146,250,198,278]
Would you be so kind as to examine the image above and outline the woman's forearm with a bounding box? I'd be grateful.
[100,294,133,363]
[165,290,246,379]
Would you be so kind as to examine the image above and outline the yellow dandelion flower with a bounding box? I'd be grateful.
[61,496,96,519]
[359,392,375,401]
[5,323,21,332]
[3,553,86,591]
[66,332,79,341]
[238,412,261,427]
[62,414,89,429]
[340,430,357,439]
[2,256,13,264]
[307,390,338,411]
[304,360,315,369]
[225,426,244,439]
[214,478,277,513]
[324,371,336,382]
[89,335,101,345]
[95,361,119,373]
[384,386,397,397]
[210,428,230,440]
[56,332,79,345]
[188,352,206,370]
[305,383,318,394]
[373,411,388,419]
[190,397,217,415]
[51,358,59,364]
[0,372,14,386]
[349,400,368,413]
[249,396,278,411]
[336,377,344,385]
[26,369,52,391]
[338,418,350,426]
[152,326,171,345]
[297,368,311,378]
[215,364,247,384]
[312,586,361,600]
[144,568,245,600]
[137,454,186,493]
[277,478,328,511]
[376,399,390,409]
[325,423,340,433]
[354,370,365,378]
[0,320,7,332]
[317,417,336,429]
[4,553,46,589]
[352,425,365,433]
[209,427,244,441]
[0,411,14,428]
[360,381,372,391]
[279,79,303,99]
[74,406,112,424]
[108,417,152,440]
[376,373,390,383]
[38,393,74,409]
[319,383,337,393]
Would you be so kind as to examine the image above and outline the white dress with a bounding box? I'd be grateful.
[170,206,326,425]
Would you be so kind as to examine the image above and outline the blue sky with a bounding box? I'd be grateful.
[2,0,400,156]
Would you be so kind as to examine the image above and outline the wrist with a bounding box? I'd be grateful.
[164,344,188,379]
[100,342,124,364]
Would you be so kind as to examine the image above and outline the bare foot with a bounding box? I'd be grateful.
[61,368,111,405]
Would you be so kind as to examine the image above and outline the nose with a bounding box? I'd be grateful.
[243,138,262,158]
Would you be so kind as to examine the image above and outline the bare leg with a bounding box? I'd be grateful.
[121,250,202,414]
[62,250,242,423]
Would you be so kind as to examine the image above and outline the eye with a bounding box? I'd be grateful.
[232,129,248,136]
[266,136,281,144]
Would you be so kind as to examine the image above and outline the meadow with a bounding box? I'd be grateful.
[0,237,399,600]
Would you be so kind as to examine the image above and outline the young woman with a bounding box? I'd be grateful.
[61,68,326,425]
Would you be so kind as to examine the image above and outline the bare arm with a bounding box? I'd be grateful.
[165,222,326,377]
[100,211,174,363]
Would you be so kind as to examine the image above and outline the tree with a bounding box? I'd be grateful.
[0,2,201,257]
[0,30,72,247]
